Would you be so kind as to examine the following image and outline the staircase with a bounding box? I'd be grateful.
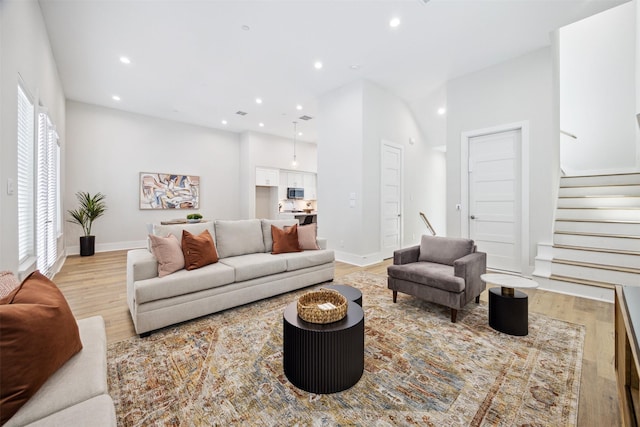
[534,172,640,301]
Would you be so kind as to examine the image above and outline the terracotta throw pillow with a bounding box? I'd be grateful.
[149,233,185,277]
[271,224,302,254]
[0,271,83,425]
[182,229,219,270]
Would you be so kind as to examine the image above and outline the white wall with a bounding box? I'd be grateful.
[318,79,446,265]
[446,47,557,274]
[0,0,66,273]
[65,101,241,253]
[318,81,365,260]
[559,1,638,174]
[238,131,317,219]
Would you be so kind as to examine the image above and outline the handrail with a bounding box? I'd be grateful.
[419,212,436,236]
[560,130,577,140]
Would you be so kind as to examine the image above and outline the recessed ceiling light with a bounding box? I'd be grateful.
[350,64,361,70]
[119,56,131,64]
[221,120,227,125]
[259,122,264,127]
[298,132,303,136]
[437,107,446,115]
[389,17,401,28]
[296,105,303,110]
[256,98,263,104]
[314,61,323,70]
[112,95,121,101]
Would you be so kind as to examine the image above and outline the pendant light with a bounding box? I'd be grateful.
[292,121,298,168]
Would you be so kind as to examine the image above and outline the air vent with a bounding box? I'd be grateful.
[236,111,248,116]
[299,115,313,121]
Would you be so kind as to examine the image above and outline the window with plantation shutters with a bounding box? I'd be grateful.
[17,84,35,265]
[36,111,59,277]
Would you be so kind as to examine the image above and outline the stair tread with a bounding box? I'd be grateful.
[560,183,640,189]
[553,244,640,256]
[562,172,640,179]
[549,274,615,289]
[554,230,640,239]
[559,195,640,199]
[556,219,640,224]
[557,206,640,210]
[552,258,640,274]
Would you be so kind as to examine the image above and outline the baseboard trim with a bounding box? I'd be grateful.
[66,240,147,256]
[334,250,384,267]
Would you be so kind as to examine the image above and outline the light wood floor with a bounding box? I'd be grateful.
[54,250,620,426]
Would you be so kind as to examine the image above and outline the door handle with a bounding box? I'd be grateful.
[470,215,476,220]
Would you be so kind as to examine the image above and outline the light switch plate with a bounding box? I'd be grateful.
[7,178,14,195]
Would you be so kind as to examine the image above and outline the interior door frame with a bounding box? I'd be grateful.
[380,140,404,259]
[460,121,530,274]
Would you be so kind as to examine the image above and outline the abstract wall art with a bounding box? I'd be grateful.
[139,172,200,210]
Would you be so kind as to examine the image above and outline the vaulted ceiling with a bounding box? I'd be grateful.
[39,0,628,143]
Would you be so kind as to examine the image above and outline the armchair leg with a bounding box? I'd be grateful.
[392,291,397,303]
[451,308,458,323]
[475,295,480,304]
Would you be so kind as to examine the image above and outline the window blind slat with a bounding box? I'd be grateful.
[17,84,35,264]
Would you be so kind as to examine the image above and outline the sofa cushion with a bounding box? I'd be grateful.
[387,262,465,293]
[219,253,287,282]
[4,316,111,427]
[271,224,302,254]
[135,262,235,304]
[215,219,265,259]
[418,235,474,266]
[24,395,116,427]
[278,249,335,271]
[0,272,83,425]
[152,222,215,248]
[261,219,298,252]
[148,233,184,277]
[182,229,218,270]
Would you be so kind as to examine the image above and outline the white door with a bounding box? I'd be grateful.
[468,129,522,272]
[381,142,403,259]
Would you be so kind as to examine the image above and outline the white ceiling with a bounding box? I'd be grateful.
[38,0,628,143]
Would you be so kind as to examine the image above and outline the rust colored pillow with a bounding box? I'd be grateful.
[271,224,302,254]
[0,271,83,425]
[182,229,219,270]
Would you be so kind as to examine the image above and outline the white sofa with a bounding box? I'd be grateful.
[5,316,116,427]
[127,219,335,336]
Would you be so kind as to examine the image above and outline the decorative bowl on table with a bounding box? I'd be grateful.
[297,288,347,324]
[187,219,201,223]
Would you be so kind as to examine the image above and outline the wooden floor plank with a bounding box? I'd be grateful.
[52,251,620,425]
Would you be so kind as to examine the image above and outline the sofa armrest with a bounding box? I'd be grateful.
[393,245,420,265]
[126,249,158,313]
[454,252,487,297]
[316,237,328,250]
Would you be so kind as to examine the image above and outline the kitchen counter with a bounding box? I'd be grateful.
[278,212,317,224]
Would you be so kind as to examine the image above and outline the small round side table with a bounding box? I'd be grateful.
[481,273,539,336]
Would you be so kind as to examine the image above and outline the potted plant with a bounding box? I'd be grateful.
[186,213,203,223]
[67,191,107,256]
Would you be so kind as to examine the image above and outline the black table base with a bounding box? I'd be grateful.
[283,302,364,394]
[488,287,529,336]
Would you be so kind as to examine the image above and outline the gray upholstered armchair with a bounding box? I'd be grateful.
[387,235,487,323]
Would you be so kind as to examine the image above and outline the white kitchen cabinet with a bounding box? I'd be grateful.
[287,172,303,188]
[303,173,317,200]
[255,167,279,187]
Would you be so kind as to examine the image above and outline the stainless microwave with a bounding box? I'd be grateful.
[287,187,304,199]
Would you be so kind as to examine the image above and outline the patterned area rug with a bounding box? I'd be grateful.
[107,272,584,426]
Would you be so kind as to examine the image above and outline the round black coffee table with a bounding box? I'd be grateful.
[323,284,362,306]
[283,301,364,394]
